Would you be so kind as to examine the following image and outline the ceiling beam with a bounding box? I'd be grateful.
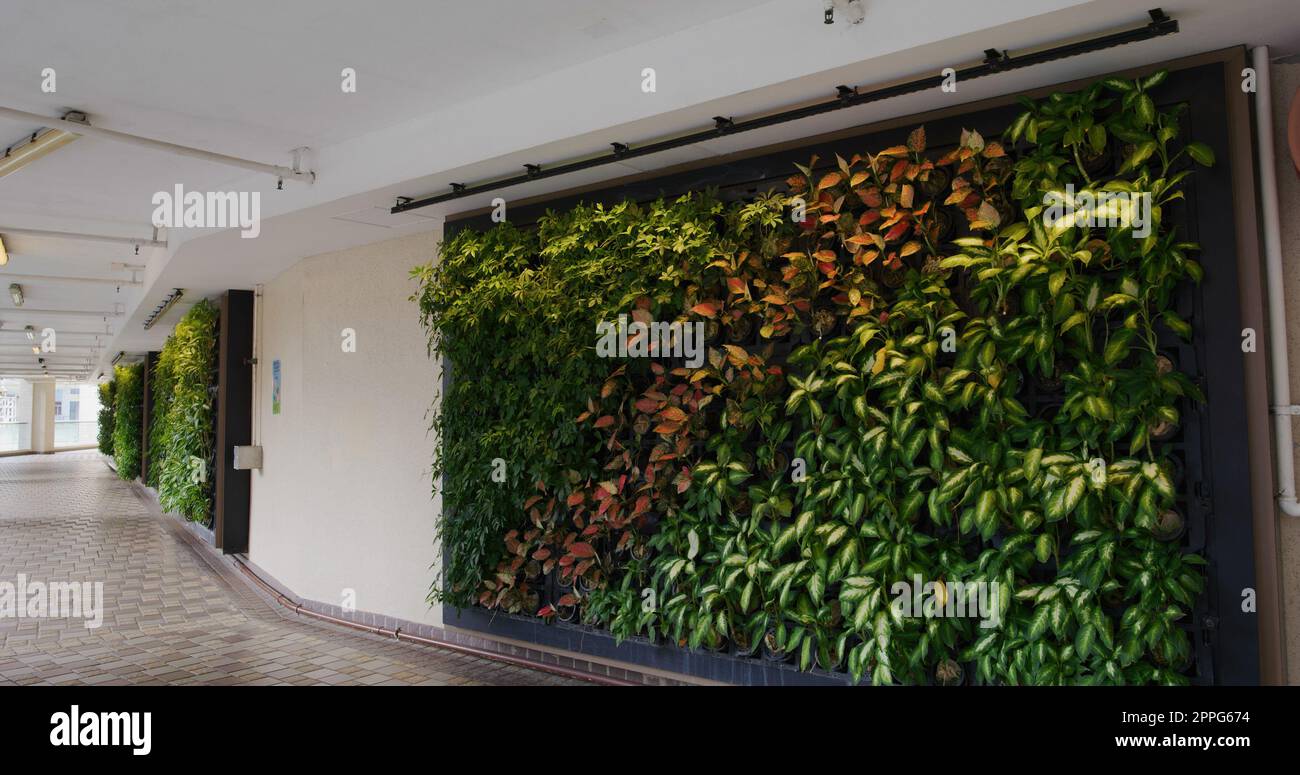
[0,272,142,287]
[0,105,315,184]
[0,307,122,318]
[0,225,165,249]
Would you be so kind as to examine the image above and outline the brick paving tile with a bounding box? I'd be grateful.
[0,451,587,687]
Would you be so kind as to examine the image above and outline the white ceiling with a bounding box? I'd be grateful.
[1,0,1298,380]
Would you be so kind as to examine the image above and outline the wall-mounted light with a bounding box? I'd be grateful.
[143,288,184,330]
[0,126,80,179]
[8,283,22,306]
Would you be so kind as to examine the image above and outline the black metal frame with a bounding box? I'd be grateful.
[439,59,1259,685]
[214,289,254,554]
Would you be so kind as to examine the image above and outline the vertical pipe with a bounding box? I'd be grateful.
[1253,46,1300,517]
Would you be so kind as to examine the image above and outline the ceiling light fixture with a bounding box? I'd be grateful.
[0,123,81,179]
[143,288,184,330]
[8,283,23,306]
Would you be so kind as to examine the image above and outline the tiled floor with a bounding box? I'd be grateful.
[0,450,585,686]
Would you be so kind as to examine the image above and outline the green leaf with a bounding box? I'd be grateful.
[1185,141,1215,167]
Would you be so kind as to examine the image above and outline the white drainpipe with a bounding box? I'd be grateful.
[1253,46,1300,517]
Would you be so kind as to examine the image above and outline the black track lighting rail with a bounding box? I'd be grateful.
[391,9,1177,214]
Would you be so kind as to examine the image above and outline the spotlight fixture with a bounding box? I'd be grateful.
[0,233,7,266]
[24,324,34,341]
[0,125,81,179]
[8,283,22,306]
[31,345,39,354]
[823,0,833,23]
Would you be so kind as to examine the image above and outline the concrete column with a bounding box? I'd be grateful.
[30,380,56,453]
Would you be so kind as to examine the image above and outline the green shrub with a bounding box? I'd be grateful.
[111,363,143,479]
[413,71,1212,685]
[156,300,219,522]
[97,380,116,456]
[147,344,175,489]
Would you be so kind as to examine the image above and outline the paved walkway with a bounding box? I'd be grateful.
[0,450,584,686]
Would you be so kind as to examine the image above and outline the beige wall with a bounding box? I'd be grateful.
[248,226,443,626]
[1270,62,1300,684]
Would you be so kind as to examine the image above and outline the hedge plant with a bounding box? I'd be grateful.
[155,299,219,523]
[97,379,116,456]
[146,347,174,489]
[413,71,1212,685]
[111,363,144,479]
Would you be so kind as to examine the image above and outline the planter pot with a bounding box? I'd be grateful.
[763,449,790,478]
[1153,508,1186,542]
[555,601,579,623]
[732,628,760,658]
[726,315,754,343]
[917,167,951,201]
[935,658,965,686]
[811,308,837,338]
[815,642,844,672]
[762,628,788,663]
[1080,144,1114,178]
[576,574,600,596]
[1149,419,1179,442]
[932,207,956,244]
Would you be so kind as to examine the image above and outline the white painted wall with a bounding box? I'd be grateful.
[1269,62,1300,683]
[249,225,443,626]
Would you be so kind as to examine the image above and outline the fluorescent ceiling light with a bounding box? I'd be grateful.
[0,128,79,179]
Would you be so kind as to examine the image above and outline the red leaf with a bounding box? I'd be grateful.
[691,302,719,316]
[569,542,596,558]
[594,415,615,429]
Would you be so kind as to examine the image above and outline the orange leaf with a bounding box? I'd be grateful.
[659,405,688,422]
[907,126,926,153]
[593,415,615,428]
[816,172,842,190]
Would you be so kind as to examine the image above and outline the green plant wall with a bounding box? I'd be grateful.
[97,379,116,456]
[413,71,1212,685]
[155,299,219,523]
[111,363,144,479]
[146,350,174,489]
